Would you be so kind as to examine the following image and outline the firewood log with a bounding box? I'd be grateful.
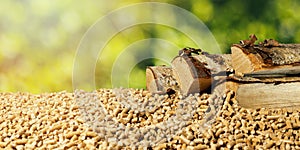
[231,44,300,75]
[171,54,232,95]
[231,42,300,109]
[146,66,179,94]
[236,82,300,109]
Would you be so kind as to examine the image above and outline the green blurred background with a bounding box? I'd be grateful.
[1,0,300,93]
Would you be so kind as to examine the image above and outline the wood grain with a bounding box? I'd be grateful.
[146,66,179,93]
[231,44,300,74]
[172,56,211,95]
[236,82,300,109]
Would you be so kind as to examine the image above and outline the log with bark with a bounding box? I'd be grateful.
[171,55,211,95]
[171,54,232,95]
[231,43,300,75]
[146,36,300,109]
[230,39,300,109]
[146,54,232,95]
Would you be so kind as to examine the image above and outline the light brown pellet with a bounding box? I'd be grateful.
[44,139,56,145]
[65,141,77,148]
[193,138,203,144]
[266,115,280,120]
[265,140,275,149]
[49,124,63,132]
[194,144,208,150]
[0,142,7,148]
[154,143,167,150]
[86,131,98,138]
[215,128,225,137]
[14,139,28,145]
[65,131,81,139]
[179,135,190,145]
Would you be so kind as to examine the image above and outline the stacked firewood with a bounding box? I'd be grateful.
[146,34,300,109]
[1,35,300,149]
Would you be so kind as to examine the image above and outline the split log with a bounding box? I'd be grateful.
[228,65,300,109]
[231,42,300,109]
[146,42,300,109]
[171,56,211,95]
[230,61,300,109]
[228,65,300,83]
[236,82,300,109]
[146,66,179,93]
[171,54,232,95]
[243,66,300,78]
[231,44,300,75]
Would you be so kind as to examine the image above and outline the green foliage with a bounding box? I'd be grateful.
[0,0,299,93]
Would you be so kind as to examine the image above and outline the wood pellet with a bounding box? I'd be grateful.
[0,89,300,149]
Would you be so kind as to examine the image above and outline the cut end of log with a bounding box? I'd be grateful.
[231,43,300,75]
[146,66,179,94]
[146,67,163,92]
[231,46,260,74]
[172,56,212,95]
[146,41,300,110]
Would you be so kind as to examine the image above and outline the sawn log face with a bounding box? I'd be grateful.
[231,44,300,74]
[146,66,179,93]
[172,56,211,95]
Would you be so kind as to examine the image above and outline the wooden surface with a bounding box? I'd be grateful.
[171,56,211,95]
[236,82,300,109]
[146,66,179,93]
[193,54,232,74]
[146,54,233,95]
[231,46,259,73]
[231,44,300,74]
[146,41,300,109]
[231,45,300,109]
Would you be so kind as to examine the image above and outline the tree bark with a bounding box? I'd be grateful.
[230,43,300,109]
[231,44,300,74]
[146,43,300,109]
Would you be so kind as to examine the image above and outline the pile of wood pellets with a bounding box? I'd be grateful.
[0,89,300,149]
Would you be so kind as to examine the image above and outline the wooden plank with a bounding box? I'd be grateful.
[236,82,300,109]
